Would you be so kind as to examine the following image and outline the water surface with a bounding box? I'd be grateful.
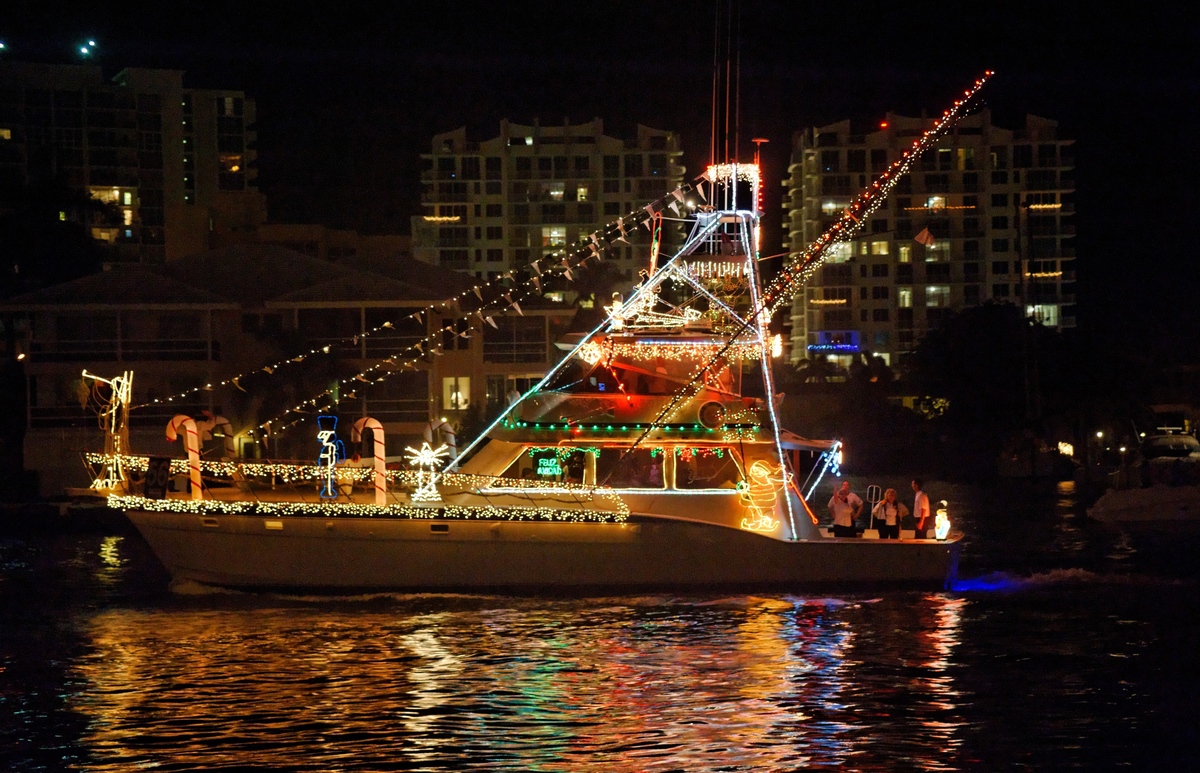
[1,480,1195,770]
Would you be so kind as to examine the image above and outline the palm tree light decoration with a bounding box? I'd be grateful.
[405,442,450,502]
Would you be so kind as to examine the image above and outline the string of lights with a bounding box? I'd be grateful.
[108,494,628,523]
[762,71,993,313]
[130,179,705,421]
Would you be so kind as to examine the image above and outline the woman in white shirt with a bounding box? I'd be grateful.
[871,487,908,539]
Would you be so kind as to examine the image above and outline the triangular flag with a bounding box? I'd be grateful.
[914,227,936,246]
[671,187,684,202]
[262,366,274,374]
[485,316,498,329]
[532,276,541,292]
[472,286,483,301]
[532,261,542,275]
[668,200,680,215]
[512,302,523,316]
[564,268,574,281]
[503,292,512,303]
[231,377,246,392]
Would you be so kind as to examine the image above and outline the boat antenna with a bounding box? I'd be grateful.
[710,1,720,166]
[733,0,742,164]
[710,0,742,167]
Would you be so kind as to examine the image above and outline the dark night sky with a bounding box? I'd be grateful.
[5,2,1199,351]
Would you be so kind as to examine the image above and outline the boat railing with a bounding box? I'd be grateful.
[84,452,628,518]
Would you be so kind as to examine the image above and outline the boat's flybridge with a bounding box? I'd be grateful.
[446,162,833,541]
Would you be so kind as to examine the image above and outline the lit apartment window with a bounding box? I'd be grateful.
[898,287,913,308]
[0,128,11,140]
[859,241,869,256]
[547,182,565,201]
[870,240,889,255]
[541,226,566,247]
[925,196,946,210]
[925,240,950,262]
[898,245,912,263]
[926,286,950,308]
[1027,305,1059,326]
[821,200,849,215]
[443,376,470,410]
[576,185,589,202]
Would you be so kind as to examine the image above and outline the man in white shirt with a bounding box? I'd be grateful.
[912,478,931,538]
[827,480,863,538]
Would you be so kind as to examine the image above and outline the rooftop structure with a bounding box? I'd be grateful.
[1,245,573,496]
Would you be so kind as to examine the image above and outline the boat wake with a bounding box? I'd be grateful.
[169,578,245,596]
[952,568,1189,592]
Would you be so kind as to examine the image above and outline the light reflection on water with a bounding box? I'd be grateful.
[68,594,967,771]
[4,480,1197,771]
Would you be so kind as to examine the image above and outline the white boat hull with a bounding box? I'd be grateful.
[1087,484,1200,529]
[125,510,961,590]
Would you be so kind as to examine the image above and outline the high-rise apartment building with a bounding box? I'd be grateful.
[413,119,684,282]
[0,61,265,262]
[784,110,1076,366]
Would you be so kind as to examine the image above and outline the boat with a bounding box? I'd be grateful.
[1087,433,1200,530]
[76,76,994,592]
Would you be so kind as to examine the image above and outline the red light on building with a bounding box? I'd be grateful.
[880,121,889,129]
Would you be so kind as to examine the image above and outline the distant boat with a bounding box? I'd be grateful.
[1087,433,1200,529]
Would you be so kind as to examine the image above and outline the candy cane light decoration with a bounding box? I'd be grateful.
[352,417,387,506]
[165,414,202,500]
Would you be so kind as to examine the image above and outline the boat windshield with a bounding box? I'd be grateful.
[500,448,589,484]
[1143,435,1200,459]
[595,448,666,489]
[675,447,742,490]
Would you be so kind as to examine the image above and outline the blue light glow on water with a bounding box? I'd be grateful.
[951,572,1026,592]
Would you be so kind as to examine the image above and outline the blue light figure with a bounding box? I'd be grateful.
[316,415,346,499]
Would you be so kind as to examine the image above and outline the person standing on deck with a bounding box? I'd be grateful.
[828,480,863,538]
[872,487,908,539]
[912,478,931,538]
